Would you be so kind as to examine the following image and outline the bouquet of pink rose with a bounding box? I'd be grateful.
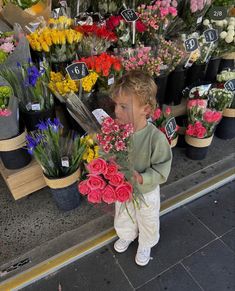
[186,99,222,138]
[78,158,133,204]
[151,106,179,144]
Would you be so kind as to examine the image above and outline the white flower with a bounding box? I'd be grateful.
[220,31,227,39]
[227,30,235,37]
[223,19,228,26]
[227,24,235,30]
[203,19,210,26]
[230,17,235,21]
[225,35,234,43]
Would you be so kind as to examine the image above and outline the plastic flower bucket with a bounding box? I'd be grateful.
[155,74,169,106]
[185,135,213,160]
[0,130,31,169]
[186,63,207,86]
[215,108,235,140]
[43,169,81,211]
[205,57,221,83]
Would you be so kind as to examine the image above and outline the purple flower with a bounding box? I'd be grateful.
[25,66,40,87]
[36,120,48,131]
[26,135,38,155]
[47,118,63,132]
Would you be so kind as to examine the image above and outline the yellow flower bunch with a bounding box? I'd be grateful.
[81,135,99,163]
[81,71,99,92]
[48,16,73,29]
[27,28,83,52]
[190,48,200,62]
[49,72,79,96]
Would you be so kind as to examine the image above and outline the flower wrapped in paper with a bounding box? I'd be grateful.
[0,76,19,139]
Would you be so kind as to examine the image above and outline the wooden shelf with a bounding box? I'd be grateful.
[0,159,46,200]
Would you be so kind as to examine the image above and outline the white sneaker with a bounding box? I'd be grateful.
[114,239,132,253]
[135,245,151,266]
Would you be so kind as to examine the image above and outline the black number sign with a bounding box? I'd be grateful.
[224,79,235,92]
[66,63,89,80]
[208,6,227,20]
[121,9,139,22]
[204,29,218,43]
[165,117,177,138]
[184,38,198,52]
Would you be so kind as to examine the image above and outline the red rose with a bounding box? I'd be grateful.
[136,20,146,33]
[78,180,90,195]
[87,158,107,175]
[104,162,119,180]
[102,185,116,204]
[116,182,133,202]
[109,172,125,187]
[87,174,106,190]
[88,189,102,203]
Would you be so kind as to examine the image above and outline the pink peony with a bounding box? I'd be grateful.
[87,158,107,175]
[109,172,125,187]
[0,42,15,53]
[203,110,222,123]
[102,185,116,204]
[87,174,106,190]
[87,189,102,203]
[116,182,133,202]
[78,180,90,195]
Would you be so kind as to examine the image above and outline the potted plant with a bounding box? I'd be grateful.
[1,59,55,131]
[26,118,87,211]
[185,99,222,160]
[0,77,31,169]
[151,106,179,148]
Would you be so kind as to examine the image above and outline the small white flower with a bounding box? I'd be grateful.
[225,35,234,43]
[230,17,235,21]
[220,31,227,39]
[223,19,228,26]
[215,20,224,27]
[203,19,210,26]
[227,30,235,37]
[227,24,235,30]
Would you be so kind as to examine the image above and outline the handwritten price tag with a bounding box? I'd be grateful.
[121,9,139,22]
[208,6,227,20]
[66,63,89,80]
[184,38,198,52]
[204,29,218,43]
[165,117,177,139]
[224,79,235,92]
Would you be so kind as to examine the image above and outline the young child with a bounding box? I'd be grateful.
[110,70,172,266]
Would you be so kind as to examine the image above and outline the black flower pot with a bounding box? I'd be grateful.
[205,57,221,83]
[186,145,209,160]
[215,110,235,139]
[50,182,81,211]
[155,74,169,106]
[0,131,31,170]
[186,63,207,86]
[218,59,235,73]
[165,67,188,105]
[20,107,56,132]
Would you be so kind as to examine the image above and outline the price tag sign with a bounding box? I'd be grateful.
[184,37,198,52]
[31,103,41,111]
[165,117,177,139]
[66,63,89,80]
[224,79,235,92]
[121,9,139,22]
[204,29,218,43]
[108,75,114,86]
[61,156,70,168]
[208,6,227,20]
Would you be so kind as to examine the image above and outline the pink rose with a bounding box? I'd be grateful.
[165,107,171,115]
[104,162,119,179]
[87,158,107,175]
[102,185,116,204]
[168,6,177,16]
[88,189,102,203]
[109,172,125,186]
[87,174,106,190]
[116,182,133,202]
[152,108,162,121]
[136,20,146,33]
[78,180,90,195]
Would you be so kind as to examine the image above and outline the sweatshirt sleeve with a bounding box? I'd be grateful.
[138,131,172,193]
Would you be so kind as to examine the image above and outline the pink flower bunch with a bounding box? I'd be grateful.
[190,0,210,13]
[0,32,16,62]
[0,109,12,116]
[186,121,207,138]
[97,117,133,154]
[120,46,162,76]
[78,158,133,204]
[203,110,222,123]
[187,99,207,109]
[0,42,15,53]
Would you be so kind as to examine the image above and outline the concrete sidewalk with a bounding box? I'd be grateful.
[0,136,235,285]
[22,180,235,291]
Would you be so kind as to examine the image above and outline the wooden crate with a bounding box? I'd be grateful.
[0,159,46,200]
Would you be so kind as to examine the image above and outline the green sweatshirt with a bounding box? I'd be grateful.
[133,123,172,194]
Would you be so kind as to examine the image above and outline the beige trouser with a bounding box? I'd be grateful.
[114,186,160,248]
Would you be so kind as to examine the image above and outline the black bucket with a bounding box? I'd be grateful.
[155,74,169,106]
[50,182,81,211]
[186,63,207,86]
[186,145,209,160]
[165,67,188,105]
[205,57,221,83]
[215,117,235,140]
[218,59,235,72]
[20,107,56,132]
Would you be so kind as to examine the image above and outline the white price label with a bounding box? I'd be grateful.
[61,157,70,168]
[197,16,203,24]
[31,103,41,111]
[92,109,110,125]
[108,75,115,86]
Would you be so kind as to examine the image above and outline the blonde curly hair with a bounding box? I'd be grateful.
[110,70,157,114]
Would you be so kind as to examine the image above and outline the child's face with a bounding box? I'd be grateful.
[114,93,149,129]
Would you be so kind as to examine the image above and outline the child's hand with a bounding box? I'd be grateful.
[133,171,143,184]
